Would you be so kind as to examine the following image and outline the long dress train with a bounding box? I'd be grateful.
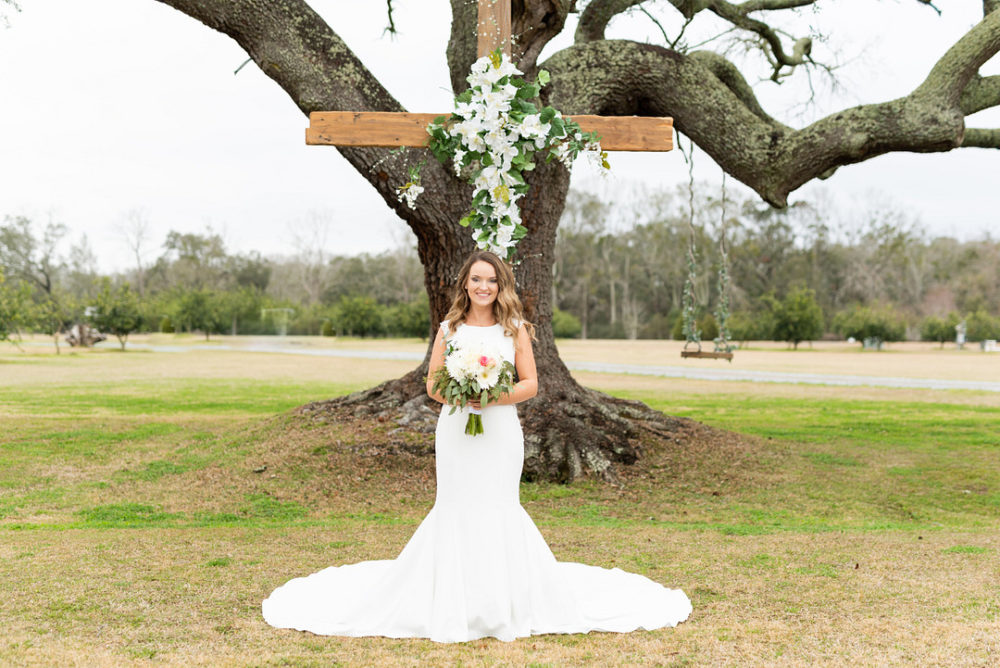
[261,321,692,642]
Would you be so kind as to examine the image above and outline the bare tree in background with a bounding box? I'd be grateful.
[116,209,152,298]
[289,210,333,306]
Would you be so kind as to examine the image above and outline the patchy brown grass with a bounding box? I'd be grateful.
[2,528,997,666]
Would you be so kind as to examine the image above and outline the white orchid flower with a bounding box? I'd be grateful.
[474,165,502,193]
[495,224,514,248]
[495,144,519,171]
[396,183,423,210]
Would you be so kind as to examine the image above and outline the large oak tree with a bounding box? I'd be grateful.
[151,0,1000,481]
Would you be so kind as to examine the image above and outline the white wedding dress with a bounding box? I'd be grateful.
[262,321,692,642]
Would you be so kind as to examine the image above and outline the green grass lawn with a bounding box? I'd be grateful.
[1,348,998,665]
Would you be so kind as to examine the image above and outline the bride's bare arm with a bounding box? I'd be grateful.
[495,323,537,406]
[426,326,449,404]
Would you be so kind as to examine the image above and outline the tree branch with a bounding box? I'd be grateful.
[704,0,814,80]
[962,127,1000,147]
[511,0,575,79]
[687,50,785,127]
[915,10,1000,106]
[447,0,478,93]
[736,0,821,11]
[578,0,820,80]
[914,0,941,17]
[153,0,458,229]
[961,73,1000,114]
[543,9,1000,207]
[576,0,646,42]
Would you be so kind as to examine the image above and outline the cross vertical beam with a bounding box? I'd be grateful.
[477,0,512,57]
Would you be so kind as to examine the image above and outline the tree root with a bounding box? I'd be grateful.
[294,368,685,484]
[520,387,685,484]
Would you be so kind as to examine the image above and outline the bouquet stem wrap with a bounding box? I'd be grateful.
[465,408,484,436]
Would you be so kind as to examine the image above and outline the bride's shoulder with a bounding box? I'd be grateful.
[439,319,450,337]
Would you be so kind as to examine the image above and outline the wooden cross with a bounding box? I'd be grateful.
[306,0,673,152]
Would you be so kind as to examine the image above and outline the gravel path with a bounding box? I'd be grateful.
[85,342,1000,393]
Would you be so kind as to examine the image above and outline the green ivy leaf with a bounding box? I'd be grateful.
[516,99,538,115]
[516,83,539,100]
[537,69,550,86]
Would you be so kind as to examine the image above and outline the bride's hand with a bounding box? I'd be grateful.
[466,399,482,409]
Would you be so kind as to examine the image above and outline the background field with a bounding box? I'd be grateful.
[1,338,998,666]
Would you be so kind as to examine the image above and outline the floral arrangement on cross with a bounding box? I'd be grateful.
[397,49,610,260]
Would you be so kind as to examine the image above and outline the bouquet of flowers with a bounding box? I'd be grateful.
[431,339,517,436]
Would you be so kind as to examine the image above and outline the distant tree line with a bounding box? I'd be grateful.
[2,186,998,349]
[551,185,1000,347]
[0,214,429,350]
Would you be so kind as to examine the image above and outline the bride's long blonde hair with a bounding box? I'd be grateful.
[443,251,535,346]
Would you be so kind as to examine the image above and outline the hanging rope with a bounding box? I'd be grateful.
[713,172,734,357]
[680,136,701,350]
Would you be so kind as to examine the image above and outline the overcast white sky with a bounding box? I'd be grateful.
[1,1,997,272]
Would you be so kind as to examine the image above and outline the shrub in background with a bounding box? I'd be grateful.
[833,304,907,345]
[552,307,582,338]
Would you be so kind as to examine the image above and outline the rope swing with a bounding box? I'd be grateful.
[679,136,735,362]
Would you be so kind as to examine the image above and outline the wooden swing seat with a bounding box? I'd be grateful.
[680,350,734,361]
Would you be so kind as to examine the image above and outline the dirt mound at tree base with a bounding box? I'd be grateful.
[220,404,788,520]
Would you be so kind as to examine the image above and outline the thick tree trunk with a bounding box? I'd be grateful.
[301,157,684,481]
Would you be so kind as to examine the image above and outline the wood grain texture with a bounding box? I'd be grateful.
[477,0,512,57]
[307,112,673,151]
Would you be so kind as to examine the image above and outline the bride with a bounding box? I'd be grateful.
[262,250,692,642]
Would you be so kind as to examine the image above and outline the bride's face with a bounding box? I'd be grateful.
[466,260,499,308]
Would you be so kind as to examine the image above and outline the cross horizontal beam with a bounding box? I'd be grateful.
[307,111,674,152]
